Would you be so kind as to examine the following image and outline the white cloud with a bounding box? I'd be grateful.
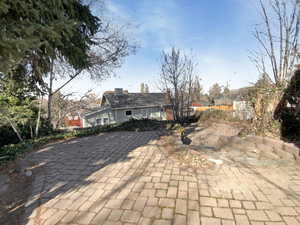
[103,1,132,21]
[103,0,185,50]
[136,0,184,49]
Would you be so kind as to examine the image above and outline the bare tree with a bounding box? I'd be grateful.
[223,82,231,98]
[159,48,197,121]
[145,84,149,93]
[50,90,101,128]
[140,83,145,93]
[182,57,195,117]
[46,23,136,123]
[191,76,204,103]
[209,83,222,104]
[35,95,43,137]
[251,0,300,86]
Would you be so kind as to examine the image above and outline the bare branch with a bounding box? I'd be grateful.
[253,0,300,85]
[159,48,198,121]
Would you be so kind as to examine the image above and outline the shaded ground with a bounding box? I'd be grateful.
[1,128,300,225]
[0,162,33,225]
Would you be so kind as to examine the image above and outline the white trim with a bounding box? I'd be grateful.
[113,104,170,110]
[84,107,110,117]
[84,104,171,118]
[103,118,109,125]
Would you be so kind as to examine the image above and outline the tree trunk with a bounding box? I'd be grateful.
[35,95,43,137]
[30,125,33,139]
[47,59,54,124]
[180,93,184,121]
[252,88,283,136]
[47,93,52,123]
[58,109,61,128]
[6,117,23,142]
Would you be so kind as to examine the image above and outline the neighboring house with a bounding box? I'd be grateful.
[64,115,83,128]
[214,96,233,106]
[83,88,172,127]
[233,100,254,120]
[233,101,252,111]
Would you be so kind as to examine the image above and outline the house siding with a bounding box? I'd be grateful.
[83,106,166,128]
[114,107,166,123]
[83,109,115,127]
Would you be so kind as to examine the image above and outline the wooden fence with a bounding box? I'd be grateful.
[193,105,233,112]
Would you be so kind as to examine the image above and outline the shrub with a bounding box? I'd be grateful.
[107,118,166,132]
[0,118,54,148]
[280,108,300,140]
[0,125,20,147]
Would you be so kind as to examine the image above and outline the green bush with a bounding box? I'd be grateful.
[0,118,53,148]
[108,118,165,132]
[280,108,300,140]
[0,132,68,161]
[276,69,300,141]
[0,125,20,147]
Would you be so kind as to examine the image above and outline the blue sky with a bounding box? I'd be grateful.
[55,0,262,97]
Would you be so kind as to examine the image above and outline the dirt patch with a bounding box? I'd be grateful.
[158,122,299,169]
[188,122,243,150]
[158,134,216,170]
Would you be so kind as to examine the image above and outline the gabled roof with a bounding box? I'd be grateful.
[103,92,167,109]
[84,106,111,118]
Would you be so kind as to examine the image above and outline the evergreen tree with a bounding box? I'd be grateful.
[0,0,101,84]
[1,0,135,124]
[209,83,222,100]
[0,68,38,142]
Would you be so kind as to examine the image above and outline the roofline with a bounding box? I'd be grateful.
[100,95,111,108]
[101,92,168,109]
[84,107,110,117]
[84,104,172,118]
[111,104,171,110]
[103,92,165,95]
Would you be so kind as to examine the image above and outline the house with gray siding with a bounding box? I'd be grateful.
[83,88,172,127]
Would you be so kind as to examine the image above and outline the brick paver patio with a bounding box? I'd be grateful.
[22,131,300,225]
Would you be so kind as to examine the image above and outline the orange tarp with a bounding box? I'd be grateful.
[64,118,82,127]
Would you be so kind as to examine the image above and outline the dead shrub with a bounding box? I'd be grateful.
[248,84,283,137]
[196,110,239,124]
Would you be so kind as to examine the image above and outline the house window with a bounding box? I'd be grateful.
[96,118,101,125]
[141,109,148,118]
[125,110,132,116]
[103,118,109,124]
